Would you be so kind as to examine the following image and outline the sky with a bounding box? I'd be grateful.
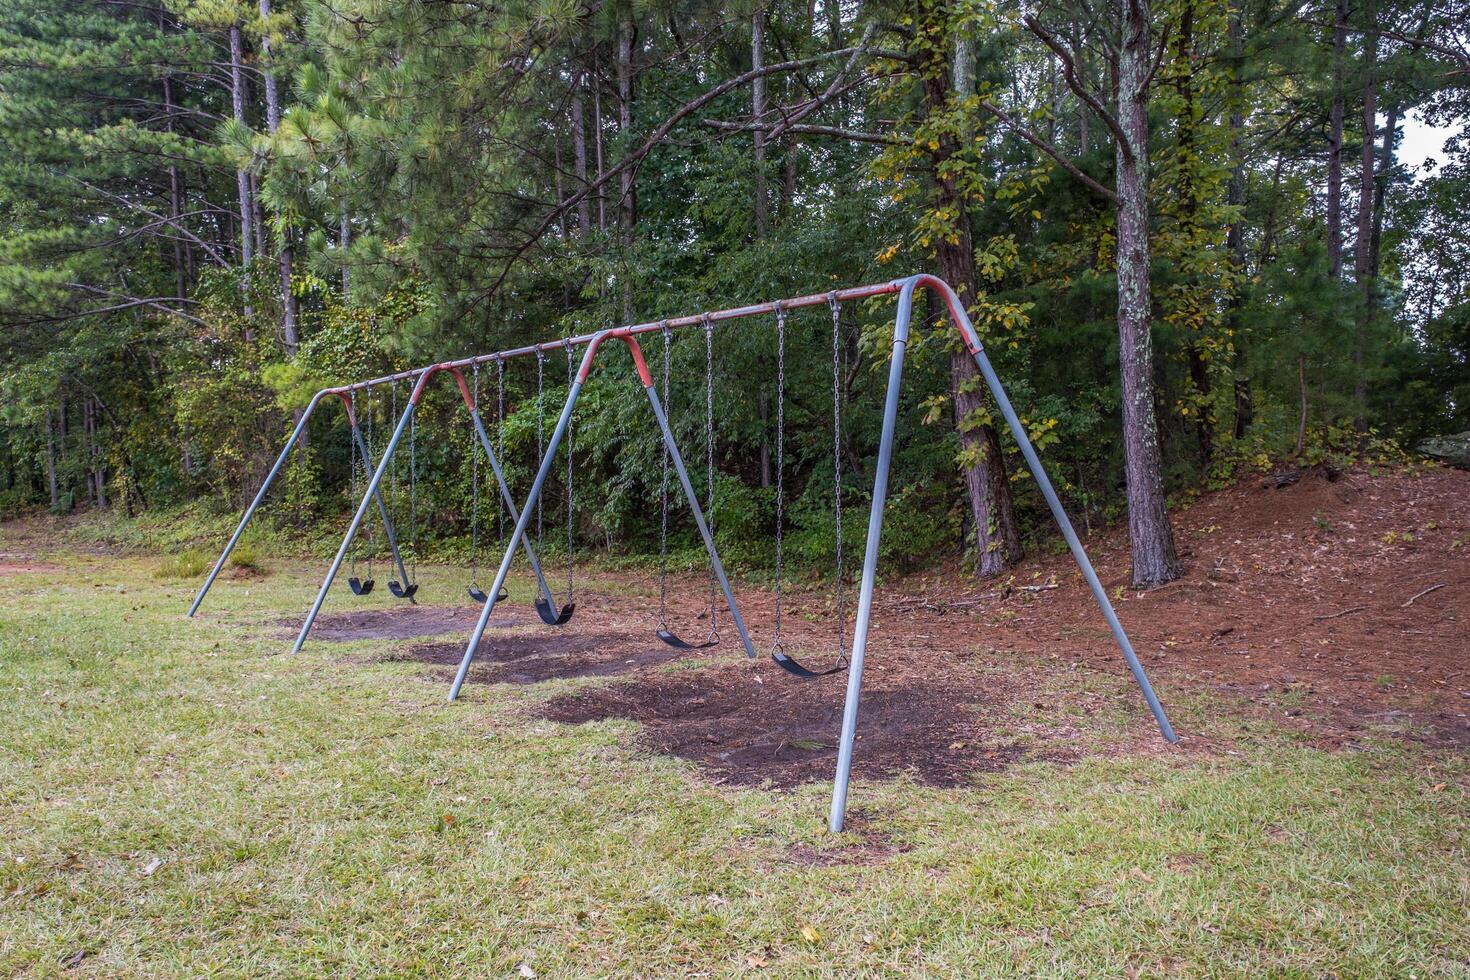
[1399,110,1459,176]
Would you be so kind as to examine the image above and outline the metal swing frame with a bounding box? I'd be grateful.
[188,365,571,633]
[190,273,1178,835]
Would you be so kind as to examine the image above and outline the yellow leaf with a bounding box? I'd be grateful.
[800,924,821,943]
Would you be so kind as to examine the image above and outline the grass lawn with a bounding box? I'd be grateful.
[1,530,1466,977]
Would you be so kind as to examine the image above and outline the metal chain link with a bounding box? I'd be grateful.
[657,321,672,629]
[771,302,786,652]
[564,337,575,604]
[469,362,481,589]
[702,313,718,637]
[829,293,846,662]
[409,382,418,581]
[535,349,545,549]
[349,388,360,576]
[495,357,505,549]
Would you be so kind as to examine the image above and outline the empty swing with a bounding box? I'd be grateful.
[347,387,375,596]
[388,378,420,601]
[531,349,575,625]
[769,296,850,678]
[467,362,508,605]
[654,319,720,650]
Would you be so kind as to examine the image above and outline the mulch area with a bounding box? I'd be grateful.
[321,465,1467,786]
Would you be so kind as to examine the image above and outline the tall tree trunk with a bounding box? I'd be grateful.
[616,21,637,321]
[45,408,59,509]
[1226,0,1251,440]
[162,73,188,299]
[571,72,591,239]
[1352,0,1378,426]
[339,211,351,296]
[258,0,298,353]
[1326,0,1348,278]
[1369,102,1398,280]
[752,10,769,236]
[593,56,606,236]
[1116,0,1182,586]
[926,23,1020,577]
[229,23,256,326]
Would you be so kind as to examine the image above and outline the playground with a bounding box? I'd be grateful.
[2,461,1466,974]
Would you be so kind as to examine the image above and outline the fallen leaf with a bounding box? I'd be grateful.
[1430,783,1446,792]
[142,857,164,876]
[800,924,821,943]
[442,813,456,825]
[60,950,86,969]
[517,963,536,978]
[745,955,767,968]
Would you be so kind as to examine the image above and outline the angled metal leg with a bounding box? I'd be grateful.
[640,381,755,659]
[293,387,419,653]
[448,375,586,700]
[189,391,326,617]
[348,421,410,588]
[827,275,1178,833]
[465,406,563,615]
[828,289,912,833]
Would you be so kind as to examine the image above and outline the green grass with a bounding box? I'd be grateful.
[1,526,1466,977]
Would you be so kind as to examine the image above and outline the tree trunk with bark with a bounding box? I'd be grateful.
[1115,0,1182,586]
[258,0,298,353]
[923,22,1020,578]
[1352,0,1378,425]
[1326,0,1348,278]
[571,71,591,240]
[229,22,255,327]
[752,10,769,235]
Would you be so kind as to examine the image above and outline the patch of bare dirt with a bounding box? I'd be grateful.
[0,559,60,576]
[285,466,1467,789]
[277,604,530,642]
[542,658,1046,787]
[399,632,687,684]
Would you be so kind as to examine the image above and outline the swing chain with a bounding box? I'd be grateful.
[702,313,718,638]
[563,337,575,604]
[771,302,786,653]
[469,362,481,590]
[495,356,505,548]
[363,384,375,577]
[829,292,847,662]
[657,321,672,630]
[535,348,545,548]
[409,379,418,581]
[349,388,360,578]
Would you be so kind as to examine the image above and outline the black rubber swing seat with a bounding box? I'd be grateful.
[656,628,718,650]
[468,585,509,604]
[388,580,419,601]
[348,577,375,596]
[535,595,575,625]
[770,648,847,678]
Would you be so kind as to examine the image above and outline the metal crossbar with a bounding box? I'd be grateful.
[187,273,1179,835]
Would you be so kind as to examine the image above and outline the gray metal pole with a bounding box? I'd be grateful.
[641,383,756,659]
[466,406,560,609]
[827,275,1178,832]
[188,390,326,617]
[348,422,411,588]
[292,387,419,654]
[448,376,585,701]
[827,284,915,832]
[949,292,1177,743]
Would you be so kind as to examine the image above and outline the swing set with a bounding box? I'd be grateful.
[188,273,1179,833]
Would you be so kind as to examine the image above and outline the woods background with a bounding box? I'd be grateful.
[0,0,1465,586]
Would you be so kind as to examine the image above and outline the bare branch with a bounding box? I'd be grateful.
[978,100,1119,203]
[702,119,899,145]
[1023,15,1134,165]
[766,22,880,143]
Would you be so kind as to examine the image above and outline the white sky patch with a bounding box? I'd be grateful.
[1399,109,1458,177]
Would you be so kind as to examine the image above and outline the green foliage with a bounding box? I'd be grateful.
[0,0,1463,577]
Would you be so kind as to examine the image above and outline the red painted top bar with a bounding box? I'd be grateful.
[318,278,911,398]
